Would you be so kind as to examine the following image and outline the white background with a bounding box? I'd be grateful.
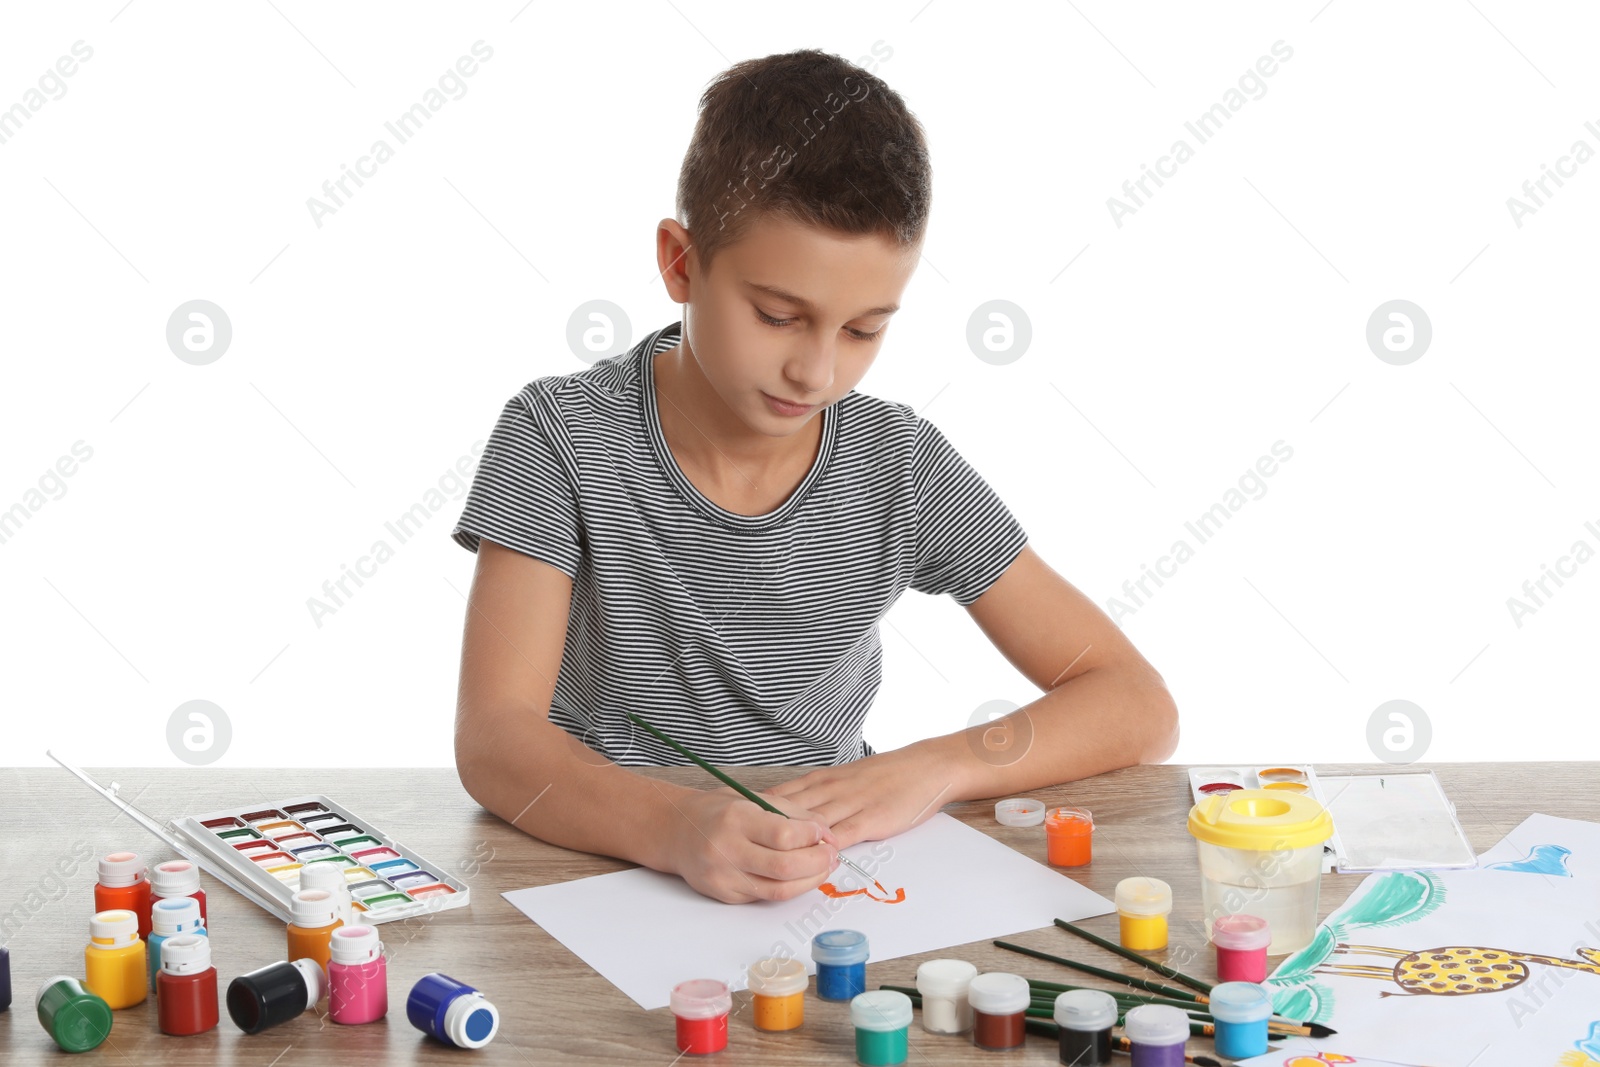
[2,2,1596,768]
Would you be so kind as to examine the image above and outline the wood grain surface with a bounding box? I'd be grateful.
[0,762,1589,1065]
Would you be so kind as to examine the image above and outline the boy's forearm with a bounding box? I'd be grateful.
[929,665,1180,802]
[455,713,695,874]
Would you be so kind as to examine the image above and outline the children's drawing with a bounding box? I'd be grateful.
[818,881,905,904]
[1314,942,1600,996]
[1557,1021,1600,1067]
[1263,868,1600,1066]
[1281,1056,1357,1066]
[1484,843,1573,876]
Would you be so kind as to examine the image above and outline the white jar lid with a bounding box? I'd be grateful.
[1054,988,1118,1030]
[297,862,346,894]
[915,958,977,998]
[746,958,808,997]
[327,924,381,965]
[1115,876,1173,917]
[150,860,200,897]
[967,972,1030,1015]
[150,896,204,937]
[849,989,912,1032]
[993,798,1045,826]
[669,979,731,1020]
[159,934,212,975]
[88,909,138,947]
[290,888,338,928]
[1211,913,1271,951]
[1207,981,1272,1024]
[442,991,500,1048]
[1122,1003,1191,1044]
[96,851,145,888]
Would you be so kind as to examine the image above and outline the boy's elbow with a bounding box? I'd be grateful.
[1139,685,1180,764]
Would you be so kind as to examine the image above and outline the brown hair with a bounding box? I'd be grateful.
[674,48,931,276]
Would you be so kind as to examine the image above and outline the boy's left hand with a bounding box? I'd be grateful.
[766,744,961,852]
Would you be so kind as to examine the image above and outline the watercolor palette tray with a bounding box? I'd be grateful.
[1187,764,1344,872]
[53,755,469,925]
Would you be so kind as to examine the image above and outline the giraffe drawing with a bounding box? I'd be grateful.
[1313,941,1600,997]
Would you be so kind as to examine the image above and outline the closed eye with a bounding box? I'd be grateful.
[756,308,884,342]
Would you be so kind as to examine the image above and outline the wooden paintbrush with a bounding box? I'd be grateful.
[624,710,884,891]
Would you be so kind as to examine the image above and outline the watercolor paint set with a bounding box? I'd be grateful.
[54,756,469,925]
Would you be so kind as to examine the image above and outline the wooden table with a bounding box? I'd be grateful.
[0,762,1587,1065]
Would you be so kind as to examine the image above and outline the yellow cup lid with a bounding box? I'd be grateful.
[1187,788,1333,850]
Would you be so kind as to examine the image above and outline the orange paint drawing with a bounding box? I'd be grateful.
[818,881,906,904]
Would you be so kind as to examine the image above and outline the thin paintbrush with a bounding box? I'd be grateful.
[624,710,883,891]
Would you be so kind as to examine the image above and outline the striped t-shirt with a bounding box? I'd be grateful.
[450,320,1029,766]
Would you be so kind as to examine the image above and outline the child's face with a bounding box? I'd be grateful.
[676,213,918,436]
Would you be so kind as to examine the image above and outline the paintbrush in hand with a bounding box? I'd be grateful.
[624,710,883,892]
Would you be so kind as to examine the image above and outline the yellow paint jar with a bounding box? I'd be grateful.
[84,909,147,1009]
[1115,877,1172,951]
[746,957,807,1032]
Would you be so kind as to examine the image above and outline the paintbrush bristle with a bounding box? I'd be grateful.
[1307,1022,1338,1037]
[1193,1057,1222,1067]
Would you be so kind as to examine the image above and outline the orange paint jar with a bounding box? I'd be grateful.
[1045,806,1094,867]
[746,957,807,1032]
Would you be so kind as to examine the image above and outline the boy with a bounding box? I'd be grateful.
[450,49,1177,905]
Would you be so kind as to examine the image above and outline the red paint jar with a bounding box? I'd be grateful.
[156,935,218,1035]
[967,972,1029,1050]
[95,852,152,940]
[1212,914,1272,983]
[670,979,730,1055]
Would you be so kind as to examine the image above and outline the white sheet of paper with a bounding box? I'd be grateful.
[1476,812,1600,878]
[1264,868,1600,1066]
[502,812,1115,1010]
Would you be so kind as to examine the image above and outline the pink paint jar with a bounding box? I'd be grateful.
[327,925,387,1025]
[1212,914,1272,983]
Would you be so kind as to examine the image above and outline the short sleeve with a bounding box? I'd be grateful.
[450,390,583,578]
[909,416,1028,606]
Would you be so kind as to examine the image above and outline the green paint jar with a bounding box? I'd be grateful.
[850,989,911,1066]
[37,976,113,1053]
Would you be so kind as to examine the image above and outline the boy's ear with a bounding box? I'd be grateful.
[657,218,696,302]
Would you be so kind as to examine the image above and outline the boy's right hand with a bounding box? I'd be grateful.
[665,786,840,904]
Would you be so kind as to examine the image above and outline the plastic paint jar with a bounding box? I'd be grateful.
[967,972,1029,1050]
[670,978,731,1054]
[327,924,388,1025]
[297,861,356,926]
[1207,981,1272,1058]
[811,929,869,1001]
[1187,789,1334,954]
[156,934,218,1036]
[407,973,501,1049]
[226,959,327,1034]
[83,909,147,1009]
[1114,877,1172,951]
[287,888,344,973]
[1212,914,1272,983]
[746,957,807,1032]
[849,989,912,1066]
[1053,988,1117,1065]
[94,852,152,940]
[1045,806,1094,867]
[1122,1004,1190,1067]
[36,976,113,1053]
[914,958,977,1034]
[150,860,208,927]
[147,896,208,993]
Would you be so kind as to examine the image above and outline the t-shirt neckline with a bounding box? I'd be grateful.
[640,321,838,531]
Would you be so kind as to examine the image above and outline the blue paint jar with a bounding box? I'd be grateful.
[147,897,207,994]
[406,973,500,1049]
[811,930,869,1001]
[1207,981,1271,1059]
